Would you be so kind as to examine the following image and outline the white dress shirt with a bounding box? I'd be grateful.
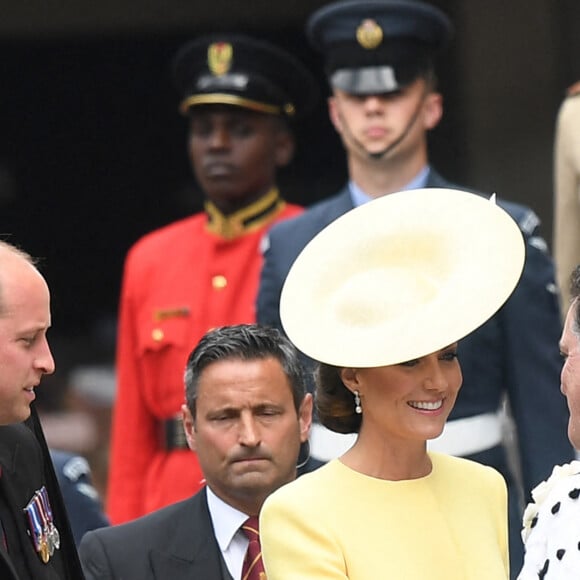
[206,486,250,580]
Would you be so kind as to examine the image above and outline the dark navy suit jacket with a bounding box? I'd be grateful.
[0,411,84,580]
[79,488,231,580]
[257,171,573,495]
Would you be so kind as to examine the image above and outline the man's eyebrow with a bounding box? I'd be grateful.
[19,324,48,334]
[208,405,238,413]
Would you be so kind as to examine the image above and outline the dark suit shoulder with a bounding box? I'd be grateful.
[268,188,352,243]
[80,491,224,579]
[0,422,43,485]
[0,422,39,449]
[85,496,196,545]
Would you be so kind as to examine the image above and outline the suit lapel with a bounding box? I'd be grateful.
[148,489,227,579]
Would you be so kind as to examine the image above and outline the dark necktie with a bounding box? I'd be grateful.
[241,516,266,580]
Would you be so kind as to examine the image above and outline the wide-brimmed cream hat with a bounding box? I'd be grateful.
[280,188,525,367]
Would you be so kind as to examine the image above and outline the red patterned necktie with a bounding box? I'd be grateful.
[241,516,266,580]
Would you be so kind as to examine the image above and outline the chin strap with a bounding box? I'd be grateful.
[338,88,428,162]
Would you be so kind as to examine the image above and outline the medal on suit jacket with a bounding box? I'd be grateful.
[23,486,60,563]
[39,486,60,553]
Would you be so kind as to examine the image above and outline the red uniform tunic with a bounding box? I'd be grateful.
[107,190,302,524]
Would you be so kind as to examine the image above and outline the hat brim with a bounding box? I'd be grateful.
[280,188,525,368]
[331,66,402,95]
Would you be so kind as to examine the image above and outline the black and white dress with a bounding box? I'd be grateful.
[518,461,580,579]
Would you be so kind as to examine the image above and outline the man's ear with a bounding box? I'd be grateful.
[339,367,360,394]
[422,91,443,131]
[182,404,197,453]
[274,128,295,168]
[327,96,343,133]
[298,393,314,443]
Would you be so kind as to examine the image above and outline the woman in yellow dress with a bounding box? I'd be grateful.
[260,188,525,579]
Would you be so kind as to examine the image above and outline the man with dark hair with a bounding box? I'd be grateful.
[80,324,313,580]
[107,35,318,524]
[257,1,572,574]
[184,324,307,415]
[0,240,83,579]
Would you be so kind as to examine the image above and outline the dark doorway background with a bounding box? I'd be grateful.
[0,31,462,339]
[0,1,576,344]
[0,31,344,338]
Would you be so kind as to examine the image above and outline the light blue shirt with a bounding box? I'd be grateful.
[348,165,431,208]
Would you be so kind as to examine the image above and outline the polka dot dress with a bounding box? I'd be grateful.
[518,462,580,579]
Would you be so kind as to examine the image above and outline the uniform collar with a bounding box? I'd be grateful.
[205,187,286,239]
[349,165,431,208]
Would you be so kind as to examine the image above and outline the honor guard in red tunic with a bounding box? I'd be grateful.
[107,34,318,524]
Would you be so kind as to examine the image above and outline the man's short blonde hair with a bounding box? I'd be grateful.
[0,240,38,316]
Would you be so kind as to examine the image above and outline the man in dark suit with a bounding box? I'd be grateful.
[0,241,84,580]
[79,324,313,580]
[257,1,573,575]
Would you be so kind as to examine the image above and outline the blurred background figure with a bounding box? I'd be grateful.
[553,81,580,311]
[106,33,318,524]
[66,364,116,503]
[50,450,109,546]
[33,330,116,502]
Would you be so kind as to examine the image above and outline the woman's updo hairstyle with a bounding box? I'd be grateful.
[315,363,362,434]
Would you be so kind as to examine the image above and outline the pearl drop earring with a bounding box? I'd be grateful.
[354,390,362,414]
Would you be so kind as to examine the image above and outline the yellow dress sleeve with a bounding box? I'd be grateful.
[260,485,348,579]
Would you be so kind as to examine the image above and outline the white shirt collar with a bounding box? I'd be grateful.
[206,486,250,580]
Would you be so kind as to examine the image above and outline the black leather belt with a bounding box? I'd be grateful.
[162,416,189,450]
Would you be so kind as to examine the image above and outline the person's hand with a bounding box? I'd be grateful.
[566,81,580,96]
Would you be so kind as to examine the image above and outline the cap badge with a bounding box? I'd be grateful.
[208,42,233,76]
[356,19,383,50]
